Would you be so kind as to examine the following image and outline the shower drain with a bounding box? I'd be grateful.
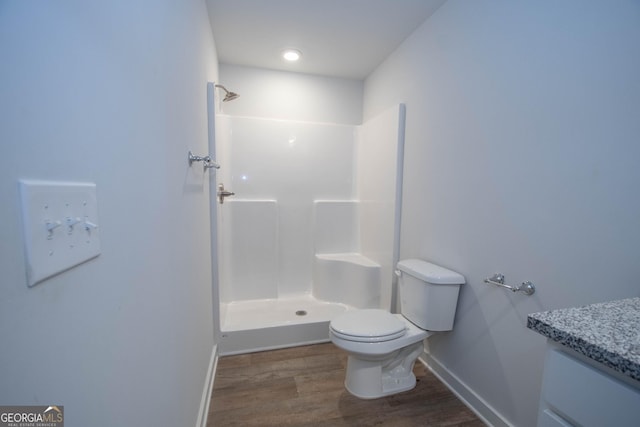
[295,310,307,316]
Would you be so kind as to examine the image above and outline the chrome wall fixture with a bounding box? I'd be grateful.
[188,151,220,170]
[484,273,536,295]
[214,84,239,102]
[217,183,235,204]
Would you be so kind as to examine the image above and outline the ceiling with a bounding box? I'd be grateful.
[205,0,446,80]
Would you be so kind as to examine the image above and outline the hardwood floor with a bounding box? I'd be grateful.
[208,343,485,426]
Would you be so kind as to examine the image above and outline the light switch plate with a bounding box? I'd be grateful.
[19,180,101,287]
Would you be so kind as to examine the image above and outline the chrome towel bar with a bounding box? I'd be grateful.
[484,273,535,295]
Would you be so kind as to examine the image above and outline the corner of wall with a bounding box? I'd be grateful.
[419,352,512,427]
[196,344,219,427]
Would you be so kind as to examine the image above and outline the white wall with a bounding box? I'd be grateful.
[0,1,218,426]
[219,64,363,124]
[364,1,640,426]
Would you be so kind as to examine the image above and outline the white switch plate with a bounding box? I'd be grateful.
[19,180,101,287]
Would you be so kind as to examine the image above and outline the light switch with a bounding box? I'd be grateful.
[19,180,101,287]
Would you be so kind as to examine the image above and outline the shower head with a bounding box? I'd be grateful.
[215,84,240,102]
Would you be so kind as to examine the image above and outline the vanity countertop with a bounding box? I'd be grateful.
[527,297,640,382]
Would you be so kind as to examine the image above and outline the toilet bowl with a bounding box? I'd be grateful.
[329,259,465,399]
[330,309,434,399]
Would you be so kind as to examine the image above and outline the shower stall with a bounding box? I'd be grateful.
[212,102,406,355]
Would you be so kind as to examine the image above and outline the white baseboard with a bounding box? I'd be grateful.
[196,344,218,427]
[419,351,512,427]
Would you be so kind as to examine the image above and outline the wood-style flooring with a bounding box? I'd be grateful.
[208,343,485,426]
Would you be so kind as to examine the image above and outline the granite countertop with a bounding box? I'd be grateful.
[527,297,640,382]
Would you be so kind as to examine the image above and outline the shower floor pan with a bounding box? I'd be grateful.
[219,295,351,355]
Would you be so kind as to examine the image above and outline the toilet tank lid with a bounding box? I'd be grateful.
[397,259,465,285]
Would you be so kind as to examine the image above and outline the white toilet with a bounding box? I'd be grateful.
[329,259,465,399]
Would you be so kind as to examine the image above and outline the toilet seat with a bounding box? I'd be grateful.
[330,309,407,343]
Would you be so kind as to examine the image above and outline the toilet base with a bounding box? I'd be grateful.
[343,341,424,399]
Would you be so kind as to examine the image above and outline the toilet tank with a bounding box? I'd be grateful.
[397,259,465,331]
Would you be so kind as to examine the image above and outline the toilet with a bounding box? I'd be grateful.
[329,259,465,399]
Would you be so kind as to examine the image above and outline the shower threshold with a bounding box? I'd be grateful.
[219,295,352,355]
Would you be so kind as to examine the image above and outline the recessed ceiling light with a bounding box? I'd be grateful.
[282,49,302,62]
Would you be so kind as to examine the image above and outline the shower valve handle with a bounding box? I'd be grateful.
[217,183,235,204]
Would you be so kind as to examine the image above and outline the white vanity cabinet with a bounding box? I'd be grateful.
[537,349,640,427]
[528,298,640,427]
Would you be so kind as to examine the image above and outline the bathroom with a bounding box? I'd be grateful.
[1,1,639,427]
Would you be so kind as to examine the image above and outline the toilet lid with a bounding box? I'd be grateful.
[330,309,407,343]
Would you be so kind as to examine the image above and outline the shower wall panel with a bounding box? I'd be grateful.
[217,115,356,301]
[355,105,405,310]
[313,200,359,254]
[220,200,278,301]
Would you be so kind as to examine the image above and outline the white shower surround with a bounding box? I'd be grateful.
[215,106,405,354]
